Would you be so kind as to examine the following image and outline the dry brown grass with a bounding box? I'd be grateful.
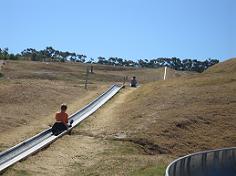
[64,58,236,175]
[0,60,186,176]
[3,60,177,83]
[0,60,180,150]
[4,58,228,175]
[205,57,236,74]
[0,61,113,151]
[84,58,236,157]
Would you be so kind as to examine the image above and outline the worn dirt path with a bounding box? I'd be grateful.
[76,87,137,138]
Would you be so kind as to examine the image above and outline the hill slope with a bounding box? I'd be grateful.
[205,57,236,74]
[110,58,236,156]
[3,59,235,176]
[67,58,236,175]
[0,60,183,151]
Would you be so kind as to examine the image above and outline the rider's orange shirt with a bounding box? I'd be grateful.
[55,112,68,125]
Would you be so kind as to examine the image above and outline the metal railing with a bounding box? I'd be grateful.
[0,84,123,172]
[165,147,236,176]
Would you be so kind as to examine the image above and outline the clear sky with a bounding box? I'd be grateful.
[1,0,235,61]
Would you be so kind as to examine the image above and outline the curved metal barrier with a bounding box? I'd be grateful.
[0,84,123,172]
[165,147,236,176]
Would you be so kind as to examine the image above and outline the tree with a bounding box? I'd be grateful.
[69,52,76,62]
[206,58,219,67]
[171,57,182,70]
[44,46,55,58]
[97,57,107,64]
[81,55,87,63]
[108,57,116,65]
[182,59,192,71]
[86,58,94,64]
[1,48,9,60]
[21,48,40,61]
[138,59,147,67]
[117,58,124,66]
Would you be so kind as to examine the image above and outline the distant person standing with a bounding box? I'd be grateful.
[130,76,138,87]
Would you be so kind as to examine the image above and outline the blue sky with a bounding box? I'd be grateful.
[1,0,235,61]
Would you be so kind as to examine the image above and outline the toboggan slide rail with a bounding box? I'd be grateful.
[0,84,123,172]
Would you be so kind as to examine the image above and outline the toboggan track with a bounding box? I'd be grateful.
[0,84,123,173]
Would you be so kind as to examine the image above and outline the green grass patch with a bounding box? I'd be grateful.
[0,72,3,77]
[129,165,166,176]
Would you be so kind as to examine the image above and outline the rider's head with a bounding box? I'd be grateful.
[133,76,136,79]
[61,104,67,112]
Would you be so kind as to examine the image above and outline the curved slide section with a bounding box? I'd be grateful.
[0,84,123,172]
[165,147,236,176]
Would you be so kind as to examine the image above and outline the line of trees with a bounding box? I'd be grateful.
[20,47,87,62]
[138,57,219,72]
[0,47,219,72]
[0,47,86,62]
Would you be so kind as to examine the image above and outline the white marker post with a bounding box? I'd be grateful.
[163,66,167,80]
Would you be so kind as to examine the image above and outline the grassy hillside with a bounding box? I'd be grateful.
[3,59,234,176]
[102,58,236,156]
[64,58,236,175]
[205,58,236,74]
[0,60,183,151]
[2,60,183,83]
